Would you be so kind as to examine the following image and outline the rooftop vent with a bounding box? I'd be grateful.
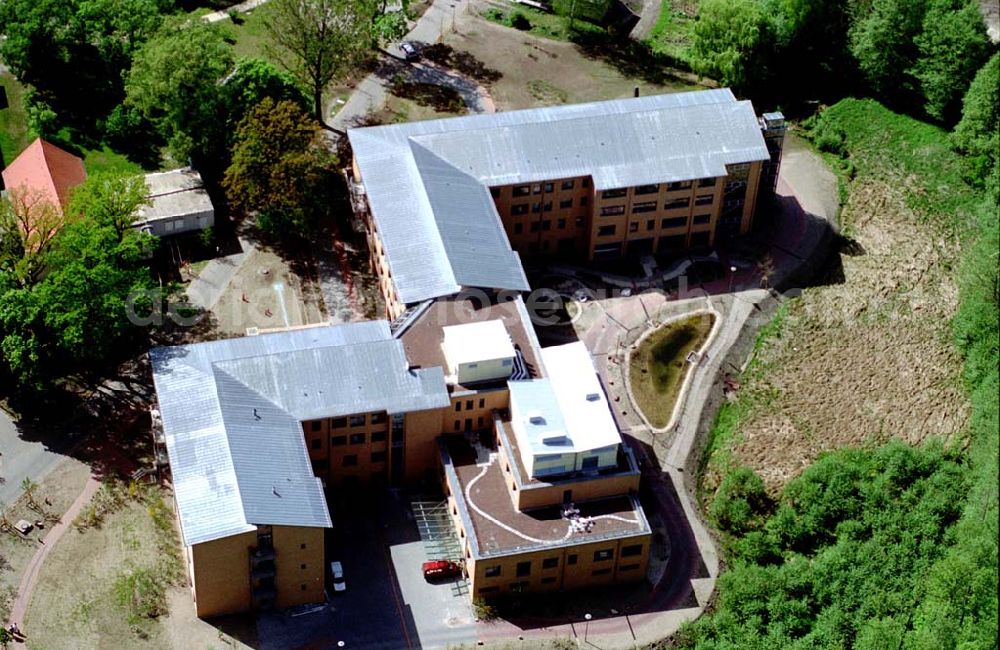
[586,392,600,402]
[542,435,569,446]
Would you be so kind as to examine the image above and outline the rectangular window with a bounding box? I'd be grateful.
[635,184,659,195]
[331,435,347,447]
[371,430,386,442]
[601,188,627,199]
[543,182,553,193]
[567,554,578,565]
[349,433,365,445]
[600,205,625,217]
[479,586,500,595]
[530,221,541,233]
[371,451,386,463]
[331,417,347,428]
[370,413,386,424]
[667,180,693,191]
[349,415,366,427]
[580,196,588,206]
[664,197,690,210]
[559,198,573,209]
[619,564,640,571]
[555,218,565,229]
[532,184,542,195]
[532,202,542,213]
[310,421,321,432]
[516,561,531,577]
[695,195,714,206]
[514,223,523,234]
[561,180,575,190]
[502,359,513,367]
[661,217,688,229]
[455,401,462,412]
[513,185,530,197]
[511,204,529,216]
[698,177,717,187]
[343,455,358,467]
[621,544,643,557]
[582,178,590,188]
[479,398,485,408]
[693,213,711,225]
[541,557,559,569]
[632,201,657,214]
[592,568,612,576]
[629,222,638,233]
[542,220,552,231]
[647,219,655,231]
[485,565,501,577]
[543,202,553,212]
[575,216,585,226]
[465,400,473,410]
[597,225,617,237]
[311,439,321,450]
[453,419,461,431]
[594,549,614,562]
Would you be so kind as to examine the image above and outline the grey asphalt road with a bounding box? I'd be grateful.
[0,409,73,504]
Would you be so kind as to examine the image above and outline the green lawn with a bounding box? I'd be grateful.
[0,71,31,167]
[646,1,697,66]
[629,313,714,428]
[480,5,605,42]
[218,3,278,64]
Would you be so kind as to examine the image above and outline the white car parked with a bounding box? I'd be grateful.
[330,561,346,593]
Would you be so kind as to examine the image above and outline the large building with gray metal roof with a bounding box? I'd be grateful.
[348,89,784,319]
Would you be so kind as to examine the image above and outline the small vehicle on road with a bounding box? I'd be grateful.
[422,559,463,581]
[399,41,420,61]
[330,560,346,593]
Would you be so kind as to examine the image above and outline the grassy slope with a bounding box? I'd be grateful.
[479,5,605,42]
[688,98,998,648]
[646,1,697,66]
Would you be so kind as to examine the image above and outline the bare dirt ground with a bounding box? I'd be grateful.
[25,496,166,647]
[441,13,699,110]
[0,458,91,621]
[211,246,327,336]
[712,179,969,494]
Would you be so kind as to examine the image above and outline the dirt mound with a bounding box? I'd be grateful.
[723,178,969,494]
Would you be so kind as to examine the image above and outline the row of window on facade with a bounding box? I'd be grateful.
[599,195,714,217]
[509,196,589,215]
[477,563,643,593]
[481,544,644,580]
[596,214,712,237]
[499,178,593,199]
[455,398,487,412]
[309,413,387,431]
[600,178,716,200]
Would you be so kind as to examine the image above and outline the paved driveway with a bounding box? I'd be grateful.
[257,491,474,649]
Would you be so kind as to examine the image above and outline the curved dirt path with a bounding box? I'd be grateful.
[9,475,100,632]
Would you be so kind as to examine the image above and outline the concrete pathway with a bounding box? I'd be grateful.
[202,0,270,23]
[185,236,252,311]
[9,475,101,631]
[330,0,472,130]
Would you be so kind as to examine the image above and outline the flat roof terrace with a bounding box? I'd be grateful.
[441,435,649,559]
[398,295,544,391]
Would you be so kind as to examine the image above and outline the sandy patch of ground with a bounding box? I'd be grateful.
[211,246,327,336]
[442,13,698,110]
[0,457,91,621]
[720,179,968,493]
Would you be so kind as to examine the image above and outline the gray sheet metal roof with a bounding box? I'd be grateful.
[150,321,444,546]
[348,89,766,305]
[139,168,214,222]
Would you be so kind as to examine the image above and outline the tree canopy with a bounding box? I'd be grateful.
[222,98,338,240]
[125,18,234,165]
[264,0,374,125]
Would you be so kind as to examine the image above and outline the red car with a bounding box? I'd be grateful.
[422,560,463,581]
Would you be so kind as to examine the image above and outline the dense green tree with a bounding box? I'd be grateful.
[952,53,1000,193]
[911,0,992,122]
[689,0,768,93]
[0,0,170,134]
[125,19,233,165]
[709,466,772,536]
[222,58,308,133]
[848,0,928,100]
[768,0,854,100]
[222,98,337,239]
[67,173,151,242]
[369,0,411,45]
[264,0,374,125]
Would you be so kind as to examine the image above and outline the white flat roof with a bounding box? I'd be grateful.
[539,342,621,453]
[442,319,515,365]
